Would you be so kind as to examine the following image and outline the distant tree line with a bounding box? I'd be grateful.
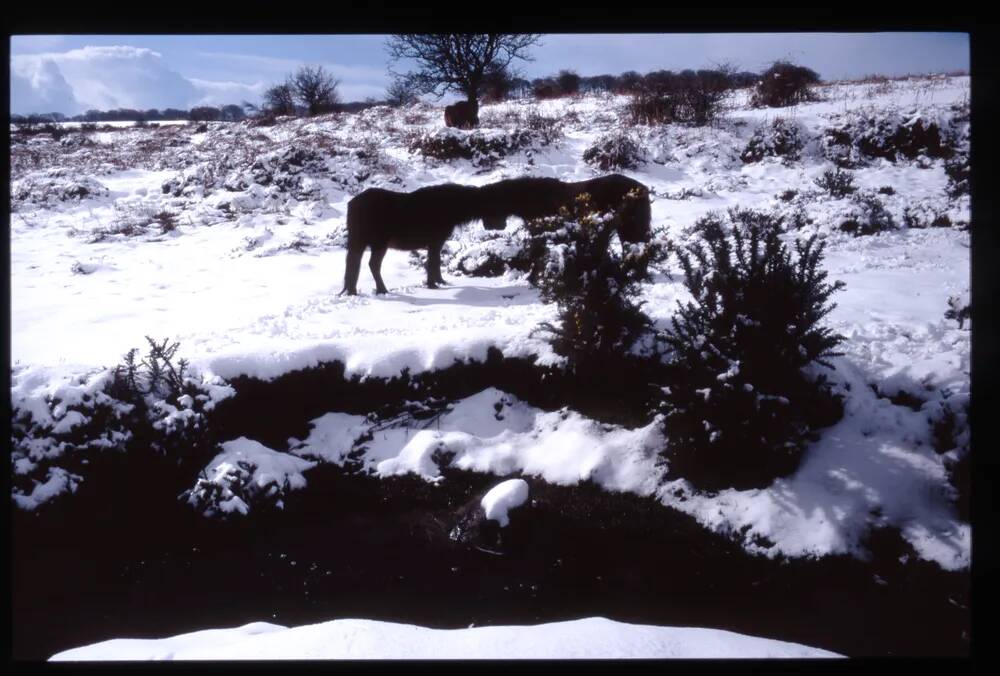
[386,62,765,108]
[10,102,256,125]
[261,65,341,117]
[524,67,760,101]
[10,97,388,127]
[10,60,818,125]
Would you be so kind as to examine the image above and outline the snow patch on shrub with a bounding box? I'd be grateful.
[184,438,317,517]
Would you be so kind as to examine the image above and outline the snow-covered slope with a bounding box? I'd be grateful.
[10,75,971,569]
[49,616,842,660]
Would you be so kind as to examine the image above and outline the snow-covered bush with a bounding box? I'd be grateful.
[582,131,646,170]
[408,127,539,167]
[449,231,531,277]
[182,438,315,518]
[479,108,565,145]
[59,133,96,149]
[658,209,845,490]
[821,107,962,168]
[838,190,896,236]
[944,291,971,329]
[10,338,233,510]
[408,230,531,279]
[750,61,820,108]
[902,200,959,230]
[89,203,179,242]
[11,172,110,206]
[104,337,224,462]
[625,69,732,126]
[240,146,328,198]
[944,154,969,198]
[627,90,682,126]
[926,388,970,521]
[740,117,804,164]
[529,193,664,376]
[814,167,857,198]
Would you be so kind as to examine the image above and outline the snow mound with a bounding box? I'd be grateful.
[289,381,967,569]
[481,478,529,527]
[294,387,665,494]
[657,358,969,571]
[50,616,841,660]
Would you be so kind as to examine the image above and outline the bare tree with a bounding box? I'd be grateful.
[479,65,521,103]
[190,106,221,122]
[751,60,820,108]
[556,69,581,96]
[386,33,541,113]
[292,65,340,116]
[385,79,419,107]
[263,80,297,116]
[219,104,245,121]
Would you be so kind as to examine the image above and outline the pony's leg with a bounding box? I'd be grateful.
[426,246,445,287]
[369,246,389,294]
[341,244,364,295]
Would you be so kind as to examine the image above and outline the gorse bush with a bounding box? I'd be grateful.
[944,291,971,329]
[659,209,845,490]
[750,61,820,108]
[741,117,804,163]
[902,202,955,230]
[822,109,961,168]
[109,336,192,402]
[107,337,218,459]
[529,192,665,376]
[583,131,646,170]
[944,154,969,197]
[451,231,532,277]
[625,68,733,126]
[839,190,896,236]
[408,127,541,167]
[11,337,227,510]
[477,108,564,146]
[815,168,857,198]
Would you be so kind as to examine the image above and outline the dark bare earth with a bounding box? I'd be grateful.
[11,355,970,660]
[12,462,970,660]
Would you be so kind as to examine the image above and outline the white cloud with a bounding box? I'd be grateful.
[9,46,258,114]
[189,78,267,107]
[10,45,394,115]
[11,46,198,114]
[10,57,78,115]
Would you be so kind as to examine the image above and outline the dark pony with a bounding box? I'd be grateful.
[342,183,491,295]
[340,174,652,295]
[478,174,652,244]
[444,100,479,129]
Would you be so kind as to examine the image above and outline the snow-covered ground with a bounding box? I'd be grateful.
[49,616,841,660]
[10,119,190,130]
[10,75,971,573]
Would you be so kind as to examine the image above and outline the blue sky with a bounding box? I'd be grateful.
[10,33,969,115]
